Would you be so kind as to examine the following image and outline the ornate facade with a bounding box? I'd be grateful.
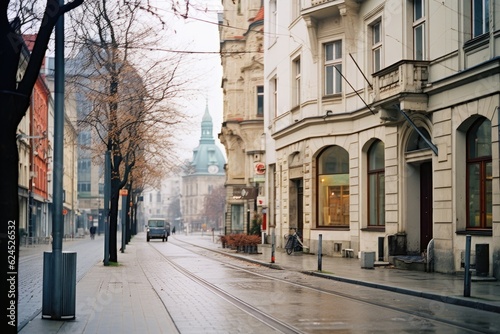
[219,1,266,235]
[264,0,499,277]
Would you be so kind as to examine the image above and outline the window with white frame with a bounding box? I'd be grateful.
[472,0,489,38]
[292,57,301,107]
[270,76,278,117]
[324,41,342,95]
[292,0,301,19]
[257,86,264,116]
[413,0,426,60]
[270,0,277,44]
[371,20,382,72]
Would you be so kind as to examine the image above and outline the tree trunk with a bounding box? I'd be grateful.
[0,94,27,332]
[109,177,120,262]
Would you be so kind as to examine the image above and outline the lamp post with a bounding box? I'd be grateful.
[42,8,77,319]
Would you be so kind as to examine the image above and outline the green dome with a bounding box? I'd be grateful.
[191,104,225,175]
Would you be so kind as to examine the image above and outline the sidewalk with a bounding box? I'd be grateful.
[19,235,178,334]
[176,232,500,314]
[19,232,500,333]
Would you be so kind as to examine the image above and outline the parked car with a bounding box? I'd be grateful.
[146,218,170,242]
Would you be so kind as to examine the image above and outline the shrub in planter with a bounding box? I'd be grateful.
[246,235,261,253]
[219,235,228,248]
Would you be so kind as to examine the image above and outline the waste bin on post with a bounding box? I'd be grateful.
[42,251,77,319]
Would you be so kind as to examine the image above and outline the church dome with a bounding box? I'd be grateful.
[190,104,226,175]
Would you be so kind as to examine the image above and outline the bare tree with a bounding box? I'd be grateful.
[1,1,83,331]
[202,185,226,231]
[68,0,192,262]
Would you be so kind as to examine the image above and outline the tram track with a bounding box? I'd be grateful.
[145,239,305,334]
[151,236,497,334]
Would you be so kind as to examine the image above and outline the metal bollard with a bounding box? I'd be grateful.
[318,234,323,271]
[464,235,471,297]
[271,229,275,263]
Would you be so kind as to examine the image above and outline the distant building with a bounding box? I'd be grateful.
[16,35,53,240]
[182,104,226,232]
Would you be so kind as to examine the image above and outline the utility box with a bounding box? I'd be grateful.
[42,251,77,319]
[361,251,375,269]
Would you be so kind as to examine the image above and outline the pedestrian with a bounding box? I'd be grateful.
[172,226,176,235]
[90,225,96,239]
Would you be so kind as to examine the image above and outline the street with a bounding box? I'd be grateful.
[18,233,500,333]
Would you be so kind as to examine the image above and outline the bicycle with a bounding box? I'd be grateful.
[284,229,303,255]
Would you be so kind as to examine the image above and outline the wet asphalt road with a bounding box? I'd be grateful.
[18,234,500,333]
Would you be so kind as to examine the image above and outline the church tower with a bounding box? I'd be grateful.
[182,104,226,232]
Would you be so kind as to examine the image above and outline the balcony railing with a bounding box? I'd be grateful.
[311,0,335,5]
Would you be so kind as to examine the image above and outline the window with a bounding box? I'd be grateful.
[318,146,349,227]
[466,118,492,229]
[292,0,301,19]
[78,182,91,192]
[413,0,426,60]
[231,204,244,233]
[324,41,342,95]
[271,77,278,117]
[257,86,264,116]
[472,0,489,38]
[368,141,385,227]
[270,0,277,45]
[407,127,431,151]
[292,57,301,107]
[371,21,382,72]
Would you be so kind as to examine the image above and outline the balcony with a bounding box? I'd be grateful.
[303,0,344,21]
[372,60,430,112]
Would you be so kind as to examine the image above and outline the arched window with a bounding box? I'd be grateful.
[407,127,431,151]
[467,118,492,229]
[317,146,349,227]
[368,140,385,227]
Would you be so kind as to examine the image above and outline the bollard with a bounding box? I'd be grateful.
[318,234,323,271]
[271,229,275,263]
[464,235,471,297]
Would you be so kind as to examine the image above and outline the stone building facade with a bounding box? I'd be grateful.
[264,0,499,277]
[219,1,266,235]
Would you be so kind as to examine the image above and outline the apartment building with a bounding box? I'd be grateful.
[219,1,266,235]
[17,36,52,241]
[264,0,499,277]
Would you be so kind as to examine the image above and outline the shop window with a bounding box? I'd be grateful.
[317,146,349,227]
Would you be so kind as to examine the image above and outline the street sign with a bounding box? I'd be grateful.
[233,187,257,199]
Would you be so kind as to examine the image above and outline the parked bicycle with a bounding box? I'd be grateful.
[284,228,303,255]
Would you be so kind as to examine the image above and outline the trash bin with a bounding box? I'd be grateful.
[475,244,489,277]
[361,251,375,269]
[42,251,77,319]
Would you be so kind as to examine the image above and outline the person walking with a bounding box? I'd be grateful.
[90,225,96,239]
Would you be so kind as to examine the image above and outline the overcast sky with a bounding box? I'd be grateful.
[164,0,225,162]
